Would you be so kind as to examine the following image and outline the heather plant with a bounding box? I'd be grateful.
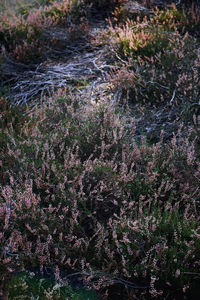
[0,99,33,189]
[43,0,82,23]
[0,0,125,63]
[0,92,200,299]
[108,14,181,61]
[0,11,52,62]
[112,0,151,25]
[151,3,200,37]
[109,38,200,107]
[1,1,200,299]
[108,7,197,60]
[0,97,30,134]
[108,4,200,111]
[0,0,88,62]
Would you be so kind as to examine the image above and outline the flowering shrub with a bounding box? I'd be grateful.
[43,0,81,22]
[0,94,200,299]
[109,19,172,59]
[110,39,200,107]
[0,0,125,62]
[0,97,29,131]
[0,10,53,62]
[151,3,200,36]
[108,4,200,108]
[0,0,87,62]
[0,1,200,299]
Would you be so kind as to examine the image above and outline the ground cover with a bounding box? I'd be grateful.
[0,1,200,299]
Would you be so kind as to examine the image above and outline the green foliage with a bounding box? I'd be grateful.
[111,24,170,59]
[0,98,28,130]
[152,4,200,37]
[0,16,41,48]
[9,271,100,299]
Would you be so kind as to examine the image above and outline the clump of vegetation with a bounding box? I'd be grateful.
[152,3,200,36]
[0,0,90,63]
[0,97,28,131]
[0,0,125,63]
[108,3,200,114]
[0,92,200,299]
[0,1,200,300]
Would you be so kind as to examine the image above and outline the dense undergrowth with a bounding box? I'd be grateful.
[109,2,200,108]
[0,0,122,62]
[0,1,200,299]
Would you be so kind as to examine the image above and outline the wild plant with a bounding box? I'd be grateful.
[151,3,200,37]
[0,93,200,299]
[108,4,200,113]
[0,1,200,299]
[0,0,83,62]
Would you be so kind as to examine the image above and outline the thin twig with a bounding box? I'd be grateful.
[146,80,170,90]
[63,270,150,289]
[170,90,176,105]
[111,48,128,65]
[182,272,200,276]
